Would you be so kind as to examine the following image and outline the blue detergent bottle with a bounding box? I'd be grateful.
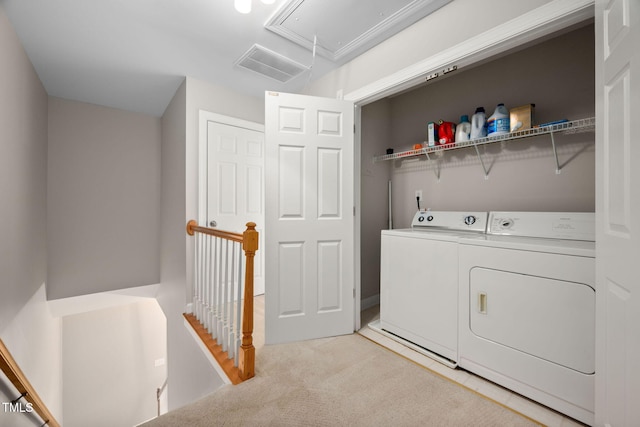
[487,103,510,136]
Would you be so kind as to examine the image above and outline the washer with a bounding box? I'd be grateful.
[370,210,488,367]
[458,212,595,425]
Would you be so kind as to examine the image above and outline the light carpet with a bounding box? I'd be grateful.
[143,332,541,426]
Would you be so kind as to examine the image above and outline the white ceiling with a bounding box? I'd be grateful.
[1,0,450,117]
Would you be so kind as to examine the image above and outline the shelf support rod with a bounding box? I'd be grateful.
[550,131,561,174]
[473,144,490,179]
[423,150,440,181]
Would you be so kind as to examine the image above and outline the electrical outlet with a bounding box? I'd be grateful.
[415,190,423,200]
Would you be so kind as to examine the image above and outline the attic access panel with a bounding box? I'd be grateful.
[265,0,452,62]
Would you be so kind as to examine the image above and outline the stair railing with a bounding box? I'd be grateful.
[184,220,258,383]
[0,338,61,427]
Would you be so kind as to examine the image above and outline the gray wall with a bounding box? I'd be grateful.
[47,98,162,299]
[0,4,47,336]
[157,79,225,411]
[360,99,392,302]
[62,299,166,427]
[0,7,62,427]
[386,23,595,225]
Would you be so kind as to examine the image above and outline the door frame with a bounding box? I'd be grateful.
[345,0,594,331]
[198,110,265,225]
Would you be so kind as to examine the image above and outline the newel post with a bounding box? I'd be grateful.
[239,222,258,380]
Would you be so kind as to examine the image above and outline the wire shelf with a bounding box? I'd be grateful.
[373,117,595,163]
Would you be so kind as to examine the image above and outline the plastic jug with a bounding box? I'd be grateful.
[455,115,471,142]
[438,120,455,145]
[470,107,487,140]
[487,103,510,136]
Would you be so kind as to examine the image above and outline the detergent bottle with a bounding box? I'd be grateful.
[487,103,510,137]
[437,120,455,145]
[455,115,471,142]
[470,107,487,140]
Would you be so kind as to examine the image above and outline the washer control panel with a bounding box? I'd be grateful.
[411,211,488,233]
[488,212,595,241]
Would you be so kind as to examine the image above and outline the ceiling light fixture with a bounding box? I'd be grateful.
[235,0,275,14]
[234,0,251,14]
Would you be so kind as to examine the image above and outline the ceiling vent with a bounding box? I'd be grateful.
[235,44,308,83]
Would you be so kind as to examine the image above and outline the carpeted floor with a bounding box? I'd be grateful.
[144,330,541,426]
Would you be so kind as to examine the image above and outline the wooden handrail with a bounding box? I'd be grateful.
[185,220,258,383]
[186,220,243,243]
[0,338,60,427]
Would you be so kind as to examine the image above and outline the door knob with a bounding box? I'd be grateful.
[209,220,217,227]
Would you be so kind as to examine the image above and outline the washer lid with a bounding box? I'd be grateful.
[382,228,479,241]
[487,212,595,241]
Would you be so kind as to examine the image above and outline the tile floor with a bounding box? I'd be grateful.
[358,305,588,427]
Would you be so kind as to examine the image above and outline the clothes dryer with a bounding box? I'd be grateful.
[372,211,487,367]
[458,212,595,425]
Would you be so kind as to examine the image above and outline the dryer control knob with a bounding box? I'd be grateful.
[500,219,513,229]
[426,215,434,222]
[418,216,425,222]
[464,215,476,225]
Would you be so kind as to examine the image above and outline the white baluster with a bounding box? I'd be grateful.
[216,237,223,341]
[193,234,200,320]
[198,234,204,329]
[235,241,243,366]
[222,239,229,353]
[204,234,211,333]
[211,236,218,339]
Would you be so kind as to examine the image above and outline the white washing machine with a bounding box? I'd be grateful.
[371,211,488,367]
[458,212,595,425]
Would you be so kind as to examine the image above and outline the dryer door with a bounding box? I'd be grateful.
[469,267,595,374]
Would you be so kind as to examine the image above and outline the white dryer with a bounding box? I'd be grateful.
[458,212,595,425]
[372,211,488,367]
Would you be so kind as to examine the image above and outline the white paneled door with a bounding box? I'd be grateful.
[595,0,640,425]
[265,92,355,344]
[202,112,265,295]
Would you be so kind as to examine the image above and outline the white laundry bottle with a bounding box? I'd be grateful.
[487,103,510,136]
[455,115,471,142]
[470,107,487,140]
